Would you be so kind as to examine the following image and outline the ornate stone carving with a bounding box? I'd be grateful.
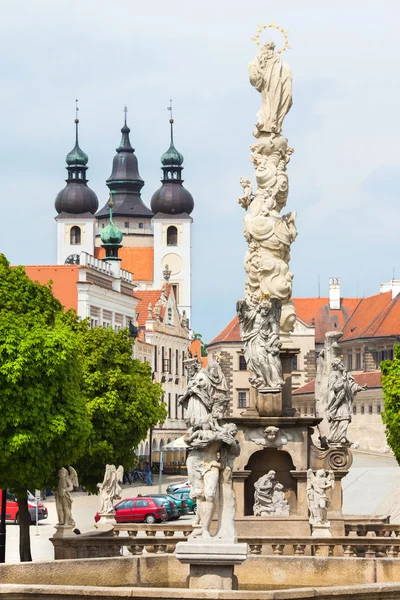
[163,264,171,283]
[247,425,292,448]
[306,469,334,528]
[147,302,153,319]
[316,332,367,447]
[181,310,188,328]
[97,465,124,515]
[54,466,78,528]
[180,355,239,541]
[310,443,353,472]
[237,40,297,394]
[253,470,289,516]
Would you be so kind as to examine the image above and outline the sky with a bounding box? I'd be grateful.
[0,0,399,342]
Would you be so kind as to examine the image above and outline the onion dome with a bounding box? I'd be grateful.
[150,106,194,216]
[96,107,153,220]
[55,110,98,216]
[100,193,123,261]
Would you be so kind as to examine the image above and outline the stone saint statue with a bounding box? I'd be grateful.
[181,356,239,541]
[315,332,367,447]
[249,41,292,137]
[306,469,334,527]
[97,464,124,515]
[237,40,297,394]
[253,470,289,516]
[179,353,228,427]
[54,466,78,527]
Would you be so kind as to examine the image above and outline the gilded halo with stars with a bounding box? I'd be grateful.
[251,22,290,54]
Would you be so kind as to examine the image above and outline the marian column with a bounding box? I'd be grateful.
[237,26,297,413]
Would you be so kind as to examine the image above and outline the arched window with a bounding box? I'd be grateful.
[70,226,81,245]
[167,225,178,246]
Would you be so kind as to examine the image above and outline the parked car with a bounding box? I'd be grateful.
[109,497,167,524]
[146,494,180,520]
[0,490,48,524]
[166,480,190,494]
[171,489,196,514]
[166,494,189,517]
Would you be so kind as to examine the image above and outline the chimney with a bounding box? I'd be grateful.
[329,278,341,310]
[380,280,400,300]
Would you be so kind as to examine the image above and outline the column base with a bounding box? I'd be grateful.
[176,540,247,590]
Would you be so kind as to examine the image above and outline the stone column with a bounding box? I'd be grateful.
[232,470,251,517]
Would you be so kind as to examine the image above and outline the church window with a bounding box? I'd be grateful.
[167,226,178,246]
[238,390,248,408]
[70,226,81,245]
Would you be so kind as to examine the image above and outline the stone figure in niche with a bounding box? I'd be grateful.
[306,469,334,526]
[253,470,289,516]
[248,41,292,137]
[54,466,78,527]
[248,425,292,448]
[182,356,239,541]
[97,464,124,515]
[237,297,284,391]
[179,353,228,427]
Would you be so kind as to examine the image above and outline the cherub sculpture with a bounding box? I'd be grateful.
[238,177,254,209]
[54,466,79,527]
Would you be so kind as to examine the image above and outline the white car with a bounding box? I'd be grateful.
[166,480,190,494]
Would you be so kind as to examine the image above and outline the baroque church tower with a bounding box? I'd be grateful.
[150,107,194,323]
[55,106,99,265]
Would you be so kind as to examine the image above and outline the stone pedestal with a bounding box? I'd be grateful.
[311,523,332,538]
[256,390,282,416]
[94,513,116,531]
[53,524,75,538]
[176,541,247,590]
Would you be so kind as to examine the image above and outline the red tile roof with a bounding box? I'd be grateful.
[342,292,400,341]
[135,290,163,327]
[209,297,361,345]
[25,266,79,311]
[293,371,382,395]
[94,246,154,281]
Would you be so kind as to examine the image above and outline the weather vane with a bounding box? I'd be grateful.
[124,105,128,124]
[167,99,173,122]
[251,22,290,54]
[75,99,79,123]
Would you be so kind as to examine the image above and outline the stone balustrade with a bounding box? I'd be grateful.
[345,523,400,537]
[51,529,400,560]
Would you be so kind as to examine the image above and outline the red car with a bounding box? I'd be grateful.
[0,490,48,524]
[96,497,168,524]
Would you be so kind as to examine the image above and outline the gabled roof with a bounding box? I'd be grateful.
[208,297,361,346]
[341,292,400,341]
[94,246,154,281]
[293,371,382,396]
[135,289,164,327]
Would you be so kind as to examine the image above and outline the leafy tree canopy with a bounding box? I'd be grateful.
[65,315,166,492]
[0,255,91,493]
[381,344,400,461]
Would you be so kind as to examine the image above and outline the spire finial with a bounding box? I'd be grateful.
[75,99,79,144]
[124,105,128,125]
[167,99,174,144]
[108,190,115,224]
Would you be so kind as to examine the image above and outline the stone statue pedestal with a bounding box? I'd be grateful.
[176,540,247,590]
[53,524,75,538]
[311,523,332,538]
[94,513,116,531]
[256,390,282,416]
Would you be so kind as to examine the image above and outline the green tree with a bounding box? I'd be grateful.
[381,345,400,460]
[0,255,90,561]
[67,318,166,492]
[193,332,208,357]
